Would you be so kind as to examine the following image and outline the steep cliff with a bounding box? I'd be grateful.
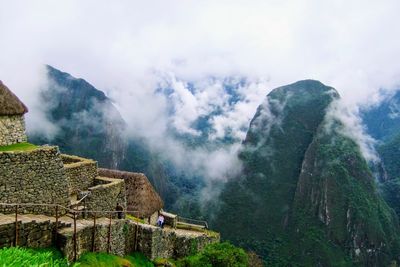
[361,89,400,218]
[28,66,197,216]
[31,65,127,169]
[214,80,400,266]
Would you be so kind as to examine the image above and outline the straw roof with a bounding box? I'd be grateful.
[98,168,164,218]
[0,81,28,115]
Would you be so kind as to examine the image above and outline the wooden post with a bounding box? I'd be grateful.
[134,224,138,251]
[107,213,112,254]
[14,205,18,247]
[73,212,77,261]
[92,214,96,252]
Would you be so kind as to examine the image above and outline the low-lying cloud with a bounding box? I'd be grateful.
[324,100,379,163]
[1,0,400,193]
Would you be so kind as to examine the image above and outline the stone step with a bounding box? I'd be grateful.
[72,205,85,211]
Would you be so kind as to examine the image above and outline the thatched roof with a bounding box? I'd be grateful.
[0,81,28,115]
[98,168,164,218]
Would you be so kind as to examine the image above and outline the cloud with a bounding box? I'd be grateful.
[324,100,379,162]
[0,0,400,190]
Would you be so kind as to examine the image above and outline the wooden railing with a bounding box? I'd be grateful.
[177,215,208,229]
[0,202,139,261]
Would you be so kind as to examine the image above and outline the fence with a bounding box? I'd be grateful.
[0,202,210,261]
[177,215,208,229]
[0,202,140,261]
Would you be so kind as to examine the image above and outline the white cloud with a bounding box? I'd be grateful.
[324,100,379,162]
[0,0,399,185]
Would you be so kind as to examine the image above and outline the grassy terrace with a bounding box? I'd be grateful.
[0,242,250,266]
[0,142,37,152]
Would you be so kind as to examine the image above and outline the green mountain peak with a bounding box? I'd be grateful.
[214,80,400,266]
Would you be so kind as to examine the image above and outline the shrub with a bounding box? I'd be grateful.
[176,242,248,267]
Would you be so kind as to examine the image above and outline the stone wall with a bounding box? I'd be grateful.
[58,219,131,261]
[0,146,69,215]
[85,177,126,217]
[135,223,219,259]
[61,154,97,196]
[148,211,159,225]
[0,219,70,248]
[59,219,219,261]
[0,115,27,146]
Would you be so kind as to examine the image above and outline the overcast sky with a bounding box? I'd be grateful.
[2,0,400,98]
[0,0,400,177]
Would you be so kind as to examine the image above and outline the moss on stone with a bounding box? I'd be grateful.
[127,214,146,224]
[0,142,37,152]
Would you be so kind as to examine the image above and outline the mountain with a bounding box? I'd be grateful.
[29,65,202,217]
[32,65,127,169]
[361,90,400,142]
[361,89,400,217]
[213,80,400,266]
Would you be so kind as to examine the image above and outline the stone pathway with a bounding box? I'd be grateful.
[0,213,206,237]
[0,213,59,224]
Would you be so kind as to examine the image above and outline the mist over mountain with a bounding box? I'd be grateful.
[25,66,400,265]
[30,65,127,169]
[361,89,400,218]
[2,1,400,266]
[213,80,400,266]
[29,65,259,218]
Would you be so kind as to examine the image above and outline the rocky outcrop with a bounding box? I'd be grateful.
[294,121,400,265]
[215,80,400,266]
[30,65,127,170]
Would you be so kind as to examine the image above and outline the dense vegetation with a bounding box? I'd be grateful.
[214,80,400,266]
[29,65,204,218]
[361,89,400,218]
[175,242,249,267]
[25,67,400,266]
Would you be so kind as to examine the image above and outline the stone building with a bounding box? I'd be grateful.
[0,81,163,220]
[0,81,28,146]
[0,82,218,261]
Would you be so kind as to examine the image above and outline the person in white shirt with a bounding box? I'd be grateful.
[157,214,165,228]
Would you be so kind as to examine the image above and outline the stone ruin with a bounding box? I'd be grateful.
[0,80,163,220]
[0,81,219,261]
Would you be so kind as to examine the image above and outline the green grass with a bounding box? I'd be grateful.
[126,214,146,224]
[203,229,220,238]
[0,247,68,267]
[0,142,37,152]
[73,252,154,267]
[0,244,245,267]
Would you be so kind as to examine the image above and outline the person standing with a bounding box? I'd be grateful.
[157,214,165,228]
[116,203,124,219]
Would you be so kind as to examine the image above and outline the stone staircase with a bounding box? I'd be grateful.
[68,192,90,219]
